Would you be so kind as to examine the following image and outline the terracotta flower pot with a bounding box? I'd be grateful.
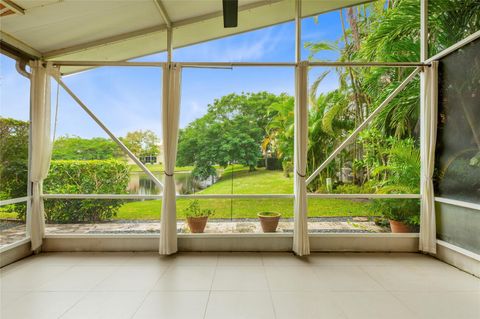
[187,216,209,233]
[389,220,412,233]
[258,212,281,233]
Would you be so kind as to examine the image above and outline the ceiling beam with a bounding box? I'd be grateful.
[153,0,171,27]
[0,0,24,15]
[0,31,42,58]
[44,24,167,59]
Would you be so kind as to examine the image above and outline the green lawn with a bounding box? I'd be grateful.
[117,167,373,220]
[200,167,293,194]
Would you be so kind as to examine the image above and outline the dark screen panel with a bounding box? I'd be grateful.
[434,38,480,204]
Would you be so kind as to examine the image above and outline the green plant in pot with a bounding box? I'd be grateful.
[370,197,419,233]
[184,200,215,233]
[258,212,281,232]
[370,139,420,233]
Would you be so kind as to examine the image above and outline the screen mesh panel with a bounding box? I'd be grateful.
[434,38,480,204]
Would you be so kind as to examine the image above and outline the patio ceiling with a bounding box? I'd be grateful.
[0,0,371,73]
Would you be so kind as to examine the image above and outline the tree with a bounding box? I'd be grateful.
[0,118,29,200]
[52,136,123,160]
[121,130,160,159]
[177,92,288,180]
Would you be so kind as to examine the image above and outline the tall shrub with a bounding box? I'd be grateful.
[43,160,130,223]
[0,118,29,219]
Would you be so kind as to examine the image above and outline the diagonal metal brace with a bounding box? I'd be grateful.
[53,75,164,189]
[306,67,422,185]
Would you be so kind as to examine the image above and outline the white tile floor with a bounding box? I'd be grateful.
[1,252,479,319]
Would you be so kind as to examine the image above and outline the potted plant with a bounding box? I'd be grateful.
[369,139,421,233]
[184,200,215,233]
[370,198,419,233]
[258,212,281,232]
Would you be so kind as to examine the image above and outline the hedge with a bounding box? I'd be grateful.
[43,160,130,223]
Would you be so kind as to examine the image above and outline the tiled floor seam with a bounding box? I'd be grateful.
[201,254,219,319]
[134,254,175,319]
[359,264,392,292]
[310,264,352,319]
[128,290,155,319]
[55,290,89,319]
[387,289,421,318]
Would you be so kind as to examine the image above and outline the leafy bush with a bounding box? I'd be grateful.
[334,183,375,194]
[43,160,130,223]
[0,118,29,217]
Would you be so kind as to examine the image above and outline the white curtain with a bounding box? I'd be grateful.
[30,61,55,251]
[419,61,439,254]
[159,63,182,255]
[293,62,310,256]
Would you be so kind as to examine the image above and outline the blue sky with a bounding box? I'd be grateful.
[1,11,345,139]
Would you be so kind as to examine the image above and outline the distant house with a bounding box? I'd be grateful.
[126,143,163,165]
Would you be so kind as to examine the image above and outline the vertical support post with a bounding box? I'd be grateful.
[420,0,427,210]
[167,27,172,63]
[293,0,309,255]
[420,0,428,62]
[420,0,428,205]
[295,0,301,63]
[24,63,33,238]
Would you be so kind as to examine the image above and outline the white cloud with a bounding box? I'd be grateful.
[174,23,291,62]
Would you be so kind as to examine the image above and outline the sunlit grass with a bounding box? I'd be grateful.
[117,167,372,220]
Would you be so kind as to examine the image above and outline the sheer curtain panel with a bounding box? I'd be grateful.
[293,62,310,256]
[29,61,56,251]
[419,61,439,254]
[159,63,182,255]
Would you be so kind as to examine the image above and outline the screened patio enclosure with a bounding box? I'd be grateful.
[0,0,479,270]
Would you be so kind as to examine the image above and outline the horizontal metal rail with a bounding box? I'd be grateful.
[176,194,295,199]
[42,194,295,200]
[307,194,421,199]
[42,193,421,200]
[435,197,480,211]
[42,194,162,200]
[49,61,428,68]
[49,61,163,67]
[0,196,29,206]
[308,61,426,67]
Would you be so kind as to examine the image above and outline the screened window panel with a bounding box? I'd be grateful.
[434,38,480,204]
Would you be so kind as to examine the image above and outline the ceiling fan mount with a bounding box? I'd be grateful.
[222,0,238,28]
